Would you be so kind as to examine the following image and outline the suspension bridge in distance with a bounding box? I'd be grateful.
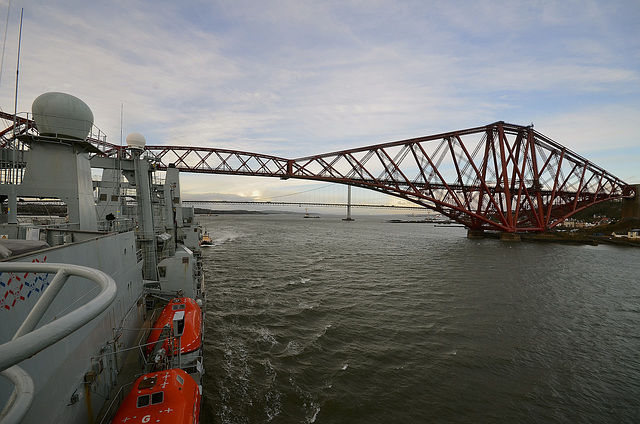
[183,181,430,211]
[182,200,427,211]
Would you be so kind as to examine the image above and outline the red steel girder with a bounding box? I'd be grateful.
[283,122,634,232]
[0,114,634,232]
[142,146,290,176]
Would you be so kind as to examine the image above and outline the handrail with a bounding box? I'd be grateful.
[0,262,117,424]
[97,381,134,424]
[0,366,34,424]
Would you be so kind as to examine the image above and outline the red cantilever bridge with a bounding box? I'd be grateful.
[1,114,636,233]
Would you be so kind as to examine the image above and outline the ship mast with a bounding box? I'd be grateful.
[7,7,22,225]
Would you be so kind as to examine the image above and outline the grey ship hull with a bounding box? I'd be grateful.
[0,231,143,423]
[0,92,206,424]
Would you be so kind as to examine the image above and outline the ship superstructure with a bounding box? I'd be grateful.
[0,92,205,424]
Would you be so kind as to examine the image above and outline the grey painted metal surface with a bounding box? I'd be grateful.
[0,262,117,424]
[0,92,205,423]
[0,262,117,371]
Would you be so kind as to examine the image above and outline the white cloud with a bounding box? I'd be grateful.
[538,105,638,150]
[0,0,636,193]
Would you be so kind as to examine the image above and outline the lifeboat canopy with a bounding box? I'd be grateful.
[111,369,202,424]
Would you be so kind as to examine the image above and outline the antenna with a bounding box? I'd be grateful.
[0,0,12,89]
[118,103,123,216]
[120,103,124,147]
[7,7,21,224]
[13,7,22,124]
[11,6,22,142]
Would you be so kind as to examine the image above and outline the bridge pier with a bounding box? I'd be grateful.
[466,229,485,239]
[622,184,640,219]
[467,229,522,241]
[499,232,521,242]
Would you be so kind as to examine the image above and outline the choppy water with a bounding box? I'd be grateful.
[198,214,640,423]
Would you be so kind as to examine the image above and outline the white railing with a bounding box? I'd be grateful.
[0,263,117,424]
[97,382,134,424]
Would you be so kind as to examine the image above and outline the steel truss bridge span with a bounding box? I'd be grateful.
[131,122,634,233]
[1,114,634,233]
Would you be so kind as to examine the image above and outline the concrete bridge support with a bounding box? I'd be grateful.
[467,229,485,239]
[500,232,522,242]
[622,184,640,219]
[467,229,522,241]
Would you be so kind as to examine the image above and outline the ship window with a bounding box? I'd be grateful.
[172,304,186,311]
[137,394,150,408]
[158,266,166,278]
[176,374,184,385]
[151,392,164,405]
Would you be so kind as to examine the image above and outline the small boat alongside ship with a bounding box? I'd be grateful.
[201,231,213,246]
[144,297,204,376]
[105,296,204,423]
[110,368,202,424]
[0,92,206,424]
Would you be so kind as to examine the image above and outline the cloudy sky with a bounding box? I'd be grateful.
[0,0,637,203]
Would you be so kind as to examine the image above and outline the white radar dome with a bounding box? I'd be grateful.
[126,132,146,150]
[32,92,94,140]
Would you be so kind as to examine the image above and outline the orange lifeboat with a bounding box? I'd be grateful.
[111,368,201,424]
[146,297,203,358]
